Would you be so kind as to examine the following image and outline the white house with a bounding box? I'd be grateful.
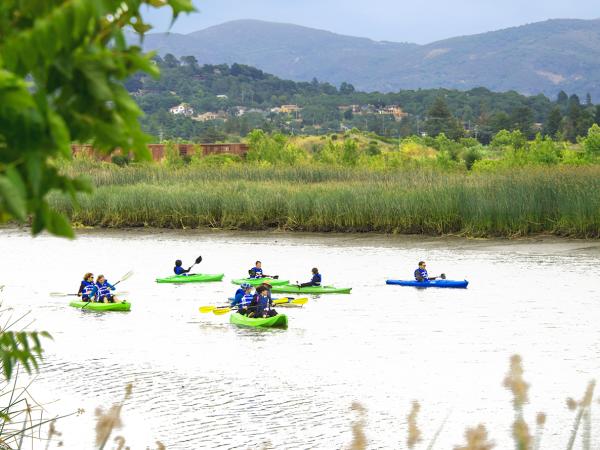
[169,103,194,116]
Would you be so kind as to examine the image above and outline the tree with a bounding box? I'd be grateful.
[595,105,600,125]
[582,124,600,158]
[557,90,569,107]
[510,106,534,137]
[586,93,593,106]
[163,53,181,68]
[0,1,194,237]
[564,95,583,142]
[424,97,463,139]
[544,107,562,138]
[340,82,355,95]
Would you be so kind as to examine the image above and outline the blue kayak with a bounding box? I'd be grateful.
[386,279,469,289]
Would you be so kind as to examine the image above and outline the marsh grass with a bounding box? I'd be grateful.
[51,162,600,237]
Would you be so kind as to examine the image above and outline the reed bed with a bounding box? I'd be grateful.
[50,163,600,237]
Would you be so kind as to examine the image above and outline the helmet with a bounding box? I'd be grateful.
[241,283,252,289]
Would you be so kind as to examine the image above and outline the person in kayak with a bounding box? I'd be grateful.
[259,282,273,301]
[253,286,277,318]
[248,261,278,279]
[174,260,192,276]
[78,273,98,302]
[299,268,321,288]
[414,261,445,282]
[96,275,119,303]
[232,284,254,316]
[232,283,251,308]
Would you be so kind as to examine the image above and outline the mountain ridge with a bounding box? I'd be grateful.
[140,18,600,98]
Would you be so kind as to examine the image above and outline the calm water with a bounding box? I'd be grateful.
[0,228,599,449]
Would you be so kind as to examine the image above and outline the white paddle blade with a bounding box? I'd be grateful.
[119,271,134,283]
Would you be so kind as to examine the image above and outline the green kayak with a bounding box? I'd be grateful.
[69,301,131,312]
[270,284,352,294]
[156,273,224,283]
[230,313,288,329]
[231,278,289,286]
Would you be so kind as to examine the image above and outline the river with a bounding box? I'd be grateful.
[0,228,599,449]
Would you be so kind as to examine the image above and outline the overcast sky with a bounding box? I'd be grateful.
[143,0,599,44]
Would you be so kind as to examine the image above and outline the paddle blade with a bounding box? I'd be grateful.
[199,306,217,314]
[291,298,309,305]
[119,270,134,283]
[195,255,203,265]
[212,307,232,315]
[272,298,290,305]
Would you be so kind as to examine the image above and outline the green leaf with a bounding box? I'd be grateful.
[0,174,27,221]
[44,208,75,238]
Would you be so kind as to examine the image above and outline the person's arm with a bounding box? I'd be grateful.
[312,274,321,286]
[78,282,85,296]
[107,282,116,290]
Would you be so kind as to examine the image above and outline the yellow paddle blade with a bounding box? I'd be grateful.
[290,297,309,305]
[272,298,290,305]
[212,307,232,315]
[199,306,217,314]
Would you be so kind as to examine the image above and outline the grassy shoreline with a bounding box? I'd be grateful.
[47,162,600,238]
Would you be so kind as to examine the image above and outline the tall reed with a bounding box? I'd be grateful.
[50,163,600,237]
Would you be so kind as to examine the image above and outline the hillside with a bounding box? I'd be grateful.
[140,18,600,98]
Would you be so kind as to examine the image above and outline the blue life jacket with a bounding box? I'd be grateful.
[240,292,254,307]
[257,294,269,309]
[96,281,115,299]
[231,289,245,307]
[81,281,97,299]
[414,268,429,281]
[250,267,263,278]
[311,273,322,285]
[174,266,186,275]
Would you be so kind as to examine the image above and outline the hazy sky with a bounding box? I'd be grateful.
[144,0,599,44]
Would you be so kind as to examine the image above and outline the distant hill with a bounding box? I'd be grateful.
[140,18,600,98]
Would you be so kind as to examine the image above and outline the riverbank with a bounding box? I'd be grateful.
[49,162,600,237]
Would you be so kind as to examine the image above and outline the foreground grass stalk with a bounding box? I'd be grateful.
[566,381,595,450]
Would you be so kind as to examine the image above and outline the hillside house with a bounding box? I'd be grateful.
[379,105,408,121]
[280,104,302,113]
[193,112,227,122]
[169,103,194,116]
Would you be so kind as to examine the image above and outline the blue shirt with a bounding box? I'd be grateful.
[414,268,429,281]
[311,273,322,286]
[174,266,186,275]
[250,267,263,278]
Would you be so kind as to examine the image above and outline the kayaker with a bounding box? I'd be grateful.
[249,261,264,278]
[231,283,251,308]
[233,284,254,316]
[254,286,277,318]
[248,261,278,279]
[96,275,119,303]
[259,282,273,303]
[299,268,321,288]
[78,273,98,302]
[414,262,445,282]
[174,259,191,276]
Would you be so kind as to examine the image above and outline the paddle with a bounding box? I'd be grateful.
[51,291,129,297]
[82,271,134,310]
[200,297,308,315]
[186,255,202,274]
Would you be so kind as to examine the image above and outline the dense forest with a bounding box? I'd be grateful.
[128,55,600,144]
